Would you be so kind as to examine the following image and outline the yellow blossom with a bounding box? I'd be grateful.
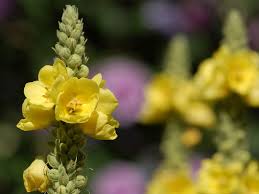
[227,50,258,95]
[140,74,173,123]
[17,99,54,131]
[241,161,259,194]
[194,46,230,101]
[198,158,243,194]
[172,81,216,128]
[55,77,99,123]
[244,75,259,107]
[80,74,119,140]
[181,127,202,148]
[146,168,197,194]
[23,158,49,193]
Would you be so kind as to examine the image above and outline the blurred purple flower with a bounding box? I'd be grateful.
[249,19,259,50]
[190,155,202,180]
[92,57,150,127]
[91,161,146,194]
[0,0,14,21]
[141,0,189,36]
[183,1,212,32]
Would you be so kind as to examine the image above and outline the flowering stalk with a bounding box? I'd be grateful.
[18,5,119,194]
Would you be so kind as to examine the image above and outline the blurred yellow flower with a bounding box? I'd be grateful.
[181,127,202,148]
[146,168,197,194]
[194,46,230,101]
[241,161,259,194]
[55,77,99,123]
[23,158,49,193]
[140,74,173,123]
[198,158,243,194]
[17,99,54,131]
[173,81,216,128]
[227,50,258,95]
[244,75,259,107]
[80,74,119,140]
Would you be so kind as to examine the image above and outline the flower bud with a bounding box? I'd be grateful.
[67,54,82,68]
[57,185,67,194]
[75,175,87,188]
[66,181,76,193]
[59,22,67,33]
[23,158,49,193]
[47,154,59,169]
[71,29,82,40]
[66,67,74,77]
[57,30,68,45]
[47,188,55,194]
[66,38,77,50]
[58,164,66,175]
[66,160,76,173]
[71,189,81,194]
[55,44,71,59]
[68,145,78,159]
[47,169,59,182]
[59,173,69,186]
[77,65,89,78]
[74,45,85,56]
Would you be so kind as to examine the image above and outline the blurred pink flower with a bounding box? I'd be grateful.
[249,19,259,50]
[0,0,14,21]
[92,57,150,127]
[91,161,146,194]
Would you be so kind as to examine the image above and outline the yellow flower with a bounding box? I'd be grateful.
[194,47,229,101]
[55,77,99,123]
[241,161,259,194]
[172,81,216,128]
[80,74,119,140]
[244,75,259,107]
[140,74,173,123]
[24,58,69,110]
[17,99,54,131]
[181,102,216,128]
[198,158,243,194]
[23,158,49,193]
[181,127,202,148]
[146,168,197,194]
[227,50,258,95]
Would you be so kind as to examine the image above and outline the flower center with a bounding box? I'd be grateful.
[66,98,82,114]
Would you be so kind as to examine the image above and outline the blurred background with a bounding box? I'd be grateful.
[2,0,259,193]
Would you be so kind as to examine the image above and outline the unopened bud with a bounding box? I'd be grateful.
[48,188,55,194]
[57,185,67,194]
[66,160,77,173]
[48,169,59,182]
[66,181,76,193]
[59,173,69,185]
[71,189,80,194]
[74,45,85,56]
[67,54,82,68]
[58,164,66,175]
[47,154,59,169]
[66,67,74,77]
[59,22,66,33]
[55,44,71,59]
[75,175,87,188]
[57,31,68,45]
[66,38,77,50]
[71,29,82,40]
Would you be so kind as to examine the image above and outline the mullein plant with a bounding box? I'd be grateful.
[141,35,210,194]
[194,9,259,194]
[17,5,119,194]
[142,9,259,194]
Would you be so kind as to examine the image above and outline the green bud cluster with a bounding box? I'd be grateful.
[47,124,87,194]
[54,5,89,77]
[164,34,191,80]
[215,112,250,164]
[160,118,188,170]
[223,9,248,52]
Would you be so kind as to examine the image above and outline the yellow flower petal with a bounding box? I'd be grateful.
[96,88,118,115]
[17,99,54,131]
[92,73,106,87]
[38,58,68,88]
[80,111,118,140]
[23,158,49,193]
[24,81,54,110]
[55,77,99,123]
